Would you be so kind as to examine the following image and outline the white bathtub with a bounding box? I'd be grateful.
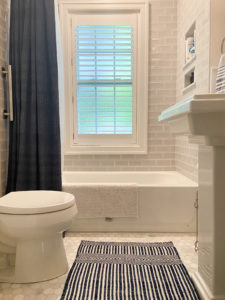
[63,171,198,232]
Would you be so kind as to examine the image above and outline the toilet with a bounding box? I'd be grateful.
[0,190,77,283]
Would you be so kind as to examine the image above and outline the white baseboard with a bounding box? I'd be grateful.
[192,272,225,300]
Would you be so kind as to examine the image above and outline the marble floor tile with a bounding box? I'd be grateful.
[0,233,198,299]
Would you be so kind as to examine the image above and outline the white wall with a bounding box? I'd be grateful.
[0,0,217,188]
[210,0,225,68]
[175,0,211,182]
[0,0,213,184]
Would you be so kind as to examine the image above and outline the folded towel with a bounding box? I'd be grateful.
[63,183,138,219]
[216,54,225,93]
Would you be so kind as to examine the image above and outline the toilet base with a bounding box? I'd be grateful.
[0,234,68,283]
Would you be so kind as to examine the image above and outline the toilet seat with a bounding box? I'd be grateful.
[0,191,75,214]
[0,190,77,283]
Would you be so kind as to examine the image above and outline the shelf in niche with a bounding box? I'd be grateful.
[182,82,196,94]
[184,21,196,66]
[182,21,196,95]
[183,54,196,71]
[185,21,196,39]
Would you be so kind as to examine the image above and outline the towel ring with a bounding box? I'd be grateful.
[221,36,225,54]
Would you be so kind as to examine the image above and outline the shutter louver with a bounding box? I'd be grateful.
[76,25,133,134]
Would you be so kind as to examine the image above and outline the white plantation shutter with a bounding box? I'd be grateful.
[75,25,133,135]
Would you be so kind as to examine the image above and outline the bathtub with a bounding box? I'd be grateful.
[63,171,198,232]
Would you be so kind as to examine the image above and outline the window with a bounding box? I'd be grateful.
[59,0,149,154]
[76,25,133,135]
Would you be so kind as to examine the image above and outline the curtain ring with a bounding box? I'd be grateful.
[221,36,225,54]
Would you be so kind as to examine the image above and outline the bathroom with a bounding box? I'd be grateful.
[0,0,225,299]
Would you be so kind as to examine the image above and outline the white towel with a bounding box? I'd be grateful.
[63,183,138,219]
[216,54,225,93]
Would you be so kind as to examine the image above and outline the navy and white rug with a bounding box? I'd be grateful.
[61,240,200,300]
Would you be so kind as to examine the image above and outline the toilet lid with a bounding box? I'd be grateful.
[0,191,75,214]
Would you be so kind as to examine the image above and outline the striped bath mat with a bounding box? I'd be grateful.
[61,241,200,300]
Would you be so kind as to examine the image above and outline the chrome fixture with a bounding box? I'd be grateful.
[1,65,13,121]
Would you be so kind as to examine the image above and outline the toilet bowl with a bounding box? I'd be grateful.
[0,190,77,283]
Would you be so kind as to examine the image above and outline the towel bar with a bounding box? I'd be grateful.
[1,65,13,121]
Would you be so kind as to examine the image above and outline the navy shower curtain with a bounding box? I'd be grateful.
[6,0,62,192]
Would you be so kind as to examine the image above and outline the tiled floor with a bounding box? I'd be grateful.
[0,233,198,300]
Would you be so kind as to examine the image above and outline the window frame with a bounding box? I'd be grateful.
[59,0,149,155]
[73,17,137,143]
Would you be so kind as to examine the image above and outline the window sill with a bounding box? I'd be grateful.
[64,144,147,155]
[182,82,196,94]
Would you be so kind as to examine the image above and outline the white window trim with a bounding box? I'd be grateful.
[73,17,137,143]
[59,0,149,155]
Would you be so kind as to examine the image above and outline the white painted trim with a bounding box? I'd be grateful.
[182,82,196,94]
[192,272,212,300]
[59,0,149,4]
[183,54,196,71]
[59,0,149,155]
[192,272,225,300]
[210,67,217,93]
[72,15,137,147]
